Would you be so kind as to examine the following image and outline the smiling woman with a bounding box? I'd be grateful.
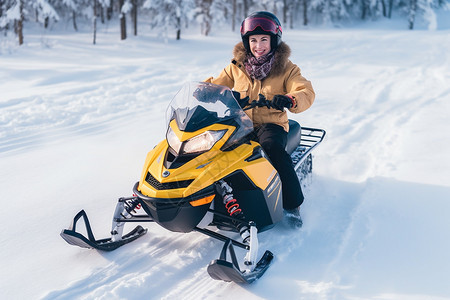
[205,11,316,228]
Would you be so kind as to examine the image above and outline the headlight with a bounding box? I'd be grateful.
[167,127,226,155]
[167,127,183,154]
[182,130,226,154]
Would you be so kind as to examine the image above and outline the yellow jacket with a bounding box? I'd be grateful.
[205,42,315,132]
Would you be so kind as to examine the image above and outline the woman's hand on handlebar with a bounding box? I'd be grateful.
[244,94,293,111]
[272,95,293,111]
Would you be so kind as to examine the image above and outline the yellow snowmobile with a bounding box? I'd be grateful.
[61,82,325,283]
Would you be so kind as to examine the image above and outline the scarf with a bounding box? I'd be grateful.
[244,51,275,81]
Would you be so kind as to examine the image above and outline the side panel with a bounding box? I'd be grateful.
[192,141,275,194]
[215,170,283,231]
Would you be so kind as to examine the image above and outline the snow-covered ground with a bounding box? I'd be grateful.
[1,16,450,300]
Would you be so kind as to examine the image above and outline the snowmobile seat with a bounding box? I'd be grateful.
[286,120,301,155]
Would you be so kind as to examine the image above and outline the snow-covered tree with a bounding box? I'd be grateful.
[119,0,128,39]
[2,0,450,45]
[0,0,58,45]
[34,0,59,28]
[144,0,196,40]
[196,0,212,36]
[408,0,442,29]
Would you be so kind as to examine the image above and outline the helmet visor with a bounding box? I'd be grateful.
[240,17,282,36]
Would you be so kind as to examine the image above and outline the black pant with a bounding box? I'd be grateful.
[253,123,304,210]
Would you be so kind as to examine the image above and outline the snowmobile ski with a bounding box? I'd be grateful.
[207,239,274,284]
[60,210,147,251]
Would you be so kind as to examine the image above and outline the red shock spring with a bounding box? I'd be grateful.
[224,195,242,216]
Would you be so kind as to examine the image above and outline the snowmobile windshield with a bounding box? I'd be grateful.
[166,82,254,146]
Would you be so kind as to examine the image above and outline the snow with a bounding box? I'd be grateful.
[1,16,450,299]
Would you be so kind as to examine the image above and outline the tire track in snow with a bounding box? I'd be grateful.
[0,37,216,155]
[43,225,220,299]
[321,182,372,282]
[320,60,449,183]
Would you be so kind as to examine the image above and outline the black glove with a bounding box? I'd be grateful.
[272,95,293,111]
[232,91,250,108]
[193,84,218,103]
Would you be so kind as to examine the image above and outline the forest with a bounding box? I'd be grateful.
[1,0,449,45]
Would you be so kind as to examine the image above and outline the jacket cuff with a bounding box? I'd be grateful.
[287,95,296,108]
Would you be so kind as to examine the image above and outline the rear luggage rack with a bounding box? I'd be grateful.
[291,127,326,170]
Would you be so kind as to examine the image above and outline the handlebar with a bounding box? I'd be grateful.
[242,94,274,111]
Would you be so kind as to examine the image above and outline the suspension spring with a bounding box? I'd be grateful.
[219,180,244,218]
[224,194,242,216]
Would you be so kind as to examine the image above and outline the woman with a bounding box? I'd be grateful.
[205,11,315,228]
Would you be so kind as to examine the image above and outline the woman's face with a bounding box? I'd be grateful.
[249,34,271,58]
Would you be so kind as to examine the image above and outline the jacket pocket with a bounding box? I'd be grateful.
[261,84,286,101]
[234,82,249,96]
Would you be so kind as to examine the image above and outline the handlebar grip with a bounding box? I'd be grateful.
[243,95,274,111]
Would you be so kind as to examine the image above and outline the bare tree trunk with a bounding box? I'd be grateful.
[107,2,113,20]
[176,16,181,40]
[93,0,97,44]
[119,0,127,40]
[101,5,105,24]
[303,0,308,26]
[380,0,387,17]
[243,0,249,17]
[72,11,78,31]
[408,0,417,29]
[283,0,288,24]
[18,0,24,45]
[289,1,296,29]
[132,0,137,36]
[388,0,393,18]
[200,0,212,36]
[361,0,368,19]
[232,0,236,32]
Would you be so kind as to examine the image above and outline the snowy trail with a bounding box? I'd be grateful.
[0,33,231,154]
[2,27,450,299]
[301,29,450,186]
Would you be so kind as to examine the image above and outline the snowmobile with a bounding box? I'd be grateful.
[61,82,325,284]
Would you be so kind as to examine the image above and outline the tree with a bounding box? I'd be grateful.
[408,0,417,28]
[232,0,237,31]
[93,0,97,44]
[32,0,60,28]
[131,0,137,35]
[0,0,58,45]
[2,0,450,43]
[60,0,78,31]
[144,0,195,40]
[197,0,212,36]
[119,0,127,39]
[302,0,308,26]
[17,0,23,44]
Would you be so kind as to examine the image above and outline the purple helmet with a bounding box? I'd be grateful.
[240,11,283,53]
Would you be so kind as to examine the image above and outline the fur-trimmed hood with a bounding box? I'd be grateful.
[232,41,292,78]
